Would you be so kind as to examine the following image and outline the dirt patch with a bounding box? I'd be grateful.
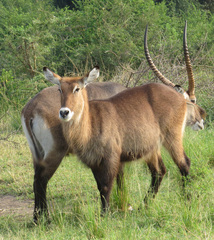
[0,195,33,218]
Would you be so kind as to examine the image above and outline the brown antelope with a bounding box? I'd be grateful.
[43,62,206,212]
[21,72,126,223]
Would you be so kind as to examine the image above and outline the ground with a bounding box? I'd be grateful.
[0,195,33,218]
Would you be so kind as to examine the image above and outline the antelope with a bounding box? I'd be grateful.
[21,72,126,223]
[144,22,205,130]
[44,61,206,212]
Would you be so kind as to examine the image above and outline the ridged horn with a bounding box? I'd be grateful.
[183,21,196,102]
[144,25,175,88]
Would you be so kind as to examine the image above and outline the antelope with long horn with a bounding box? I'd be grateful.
[144,22,205,130]
[43,61,205,213]
[21,70,126,223]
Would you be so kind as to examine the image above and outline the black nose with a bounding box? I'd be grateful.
[60,110,69,118]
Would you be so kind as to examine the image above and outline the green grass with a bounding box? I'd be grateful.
[0,126,213,239]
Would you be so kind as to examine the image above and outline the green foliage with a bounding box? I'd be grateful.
[0,69,48,113]
[0,0,213,121]
[0,0,57,76]
[1,0,213,77]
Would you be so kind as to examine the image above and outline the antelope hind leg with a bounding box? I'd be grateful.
[144,152,166,205]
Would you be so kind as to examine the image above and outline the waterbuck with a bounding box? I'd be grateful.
[43,64,205,212]
[21,74,126,222]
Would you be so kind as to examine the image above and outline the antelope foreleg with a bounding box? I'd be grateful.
[92,159,119,212]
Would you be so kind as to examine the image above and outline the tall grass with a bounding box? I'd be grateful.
[0,126,213,239]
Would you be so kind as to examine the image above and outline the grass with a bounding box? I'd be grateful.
[0,126,213,239]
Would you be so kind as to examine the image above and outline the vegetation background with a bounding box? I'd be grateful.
[0,0,213,239]
[0,0,213,121]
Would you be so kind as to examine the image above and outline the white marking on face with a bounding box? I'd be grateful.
[192,119,204,131]
[59,107,74,122]
[32,114,54,160]
[73,85,80,93]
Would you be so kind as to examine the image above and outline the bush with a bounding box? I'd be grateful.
[0,69,49,113]
[0,0,213,125]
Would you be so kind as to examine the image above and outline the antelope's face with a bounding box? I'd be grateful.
[59,80,83,122]
[186,102,206,131]
[43,67,100,123]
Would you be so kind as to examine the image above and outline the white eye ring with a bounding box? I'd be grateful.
[73,86,80,93]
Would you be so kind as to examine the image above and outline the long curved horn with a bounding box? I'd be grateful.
[183,21,196,103]
[144,25,175,88]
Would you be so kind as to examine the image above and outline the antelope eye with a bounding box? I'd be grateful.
[58,88,62,93]
[73,87,80,93]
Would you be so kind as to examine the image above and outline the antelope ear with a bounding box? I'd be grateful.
[43,67,61,85]
[81,66,100,87]
[87,66,100,82]
[199,105,206,120]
